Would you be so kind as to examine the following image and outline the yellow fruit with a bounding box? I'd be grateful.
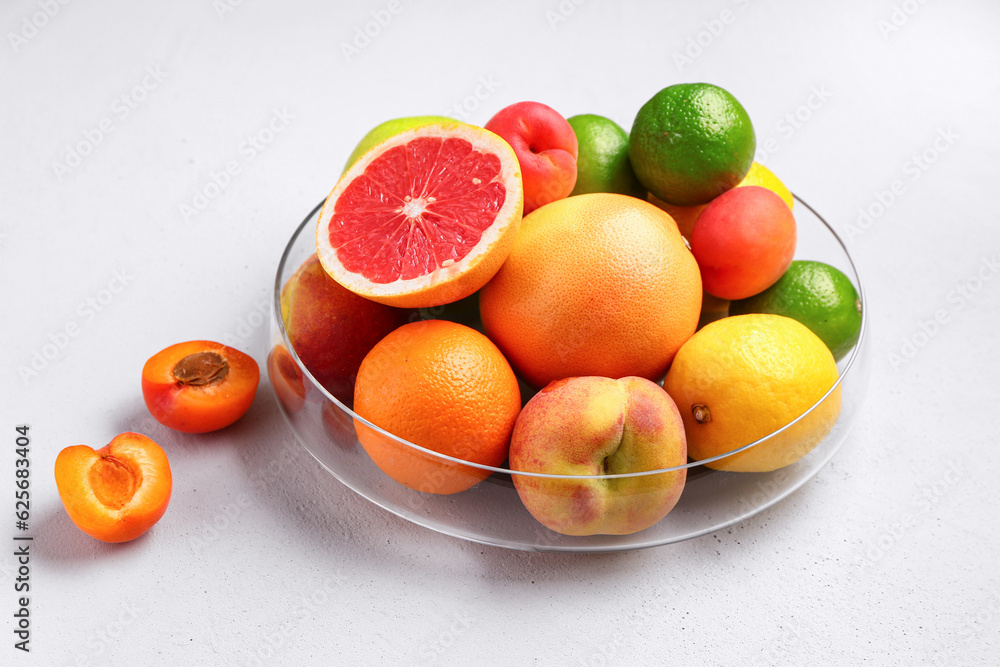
[739,161,794,210]
[664,314,841,472]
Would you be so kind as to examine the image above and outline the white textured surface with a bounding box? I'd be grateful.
[2,1,999,665]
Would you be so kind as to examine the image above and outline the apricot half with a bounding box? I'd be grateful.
[54,432,172,543]
[142,340,259,433]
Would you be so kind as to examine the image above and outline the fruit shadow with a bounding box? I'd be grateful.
[35,386,816,595]
[32,398,267,570]
[456,465,820,588]
[238,384,818,584]
[41,392,396,583]
[30,504,156,567]
[228,384,514,576]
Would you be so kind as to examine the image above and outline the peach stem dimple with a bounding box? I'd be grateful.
[88,456,139,509]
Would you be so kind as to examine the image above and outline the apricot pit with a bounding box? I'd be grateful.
[172,351,229,386]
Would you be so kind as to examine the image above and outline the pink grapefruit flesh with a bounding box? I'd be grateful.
[317,123,523,308]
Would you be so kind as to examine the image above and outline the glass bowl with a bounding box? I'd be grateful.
[268,195,870,552]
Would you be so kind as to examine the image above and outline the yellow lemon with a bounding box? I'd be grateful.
[664,313,841,472]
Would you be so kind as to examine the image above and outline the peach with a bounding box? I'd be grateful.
[281,254,412,407]
[509,376,687,536]
[691,185,796,300]
[484,101,578,214]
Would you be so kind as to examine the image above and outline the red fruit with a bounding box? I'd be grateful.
[281,254,412,407]
[691,186,796,300]
[484,101,578,214]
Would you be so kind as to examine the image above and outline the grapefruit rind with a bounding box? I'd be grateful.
[316,123,524,308]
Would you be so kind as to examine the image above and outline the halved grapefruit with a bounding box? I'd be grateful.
[316,122,523,308]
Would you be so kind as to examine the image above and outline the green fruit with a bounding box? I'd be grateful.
[566,114,645,198]
[629,83,755,206]
[343,115,455,174]
[729,261,862,361]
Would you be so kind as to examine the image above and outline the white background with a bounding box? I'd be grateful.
[2,0,999,665]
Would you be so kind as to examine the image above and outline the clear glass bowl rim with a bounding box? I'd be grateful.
[274,194,867,481]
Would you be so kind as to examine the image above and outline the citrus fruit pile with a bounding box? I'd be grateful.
[284,83,862,537]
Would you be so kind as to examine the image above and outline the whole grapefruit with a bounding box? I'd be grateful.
[479,193,702,387]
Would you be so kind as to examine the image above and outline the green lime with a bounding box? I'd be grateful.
[343,115,455,174]
[566,114,645,198]
[629,83,755,206]
[729,260,862,361]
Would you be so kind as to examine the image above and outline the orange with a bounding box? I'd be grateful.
[352,320,521,494]
[479,193,702,388]
[664,314,841,472]
[316,122,523,309]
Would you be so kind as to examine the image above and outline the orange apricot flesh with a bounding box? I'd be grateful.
[54,432,172,543]
[142,340,259,433]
